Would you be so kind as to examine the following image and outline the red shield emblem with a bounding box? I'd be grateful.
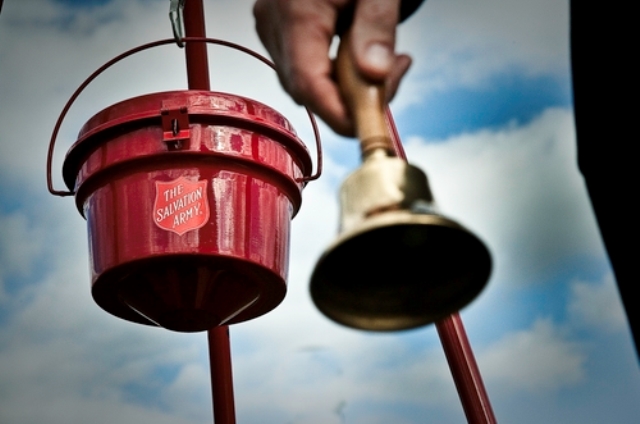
[154,177,210,235]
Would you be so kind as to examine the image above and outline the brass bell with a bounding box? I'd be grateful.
[310,148,491,331]
[309,32,492,331]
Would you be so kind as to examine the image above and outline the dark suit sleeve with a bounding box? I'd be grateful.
[335,0,425,35]
[571,0,639,359]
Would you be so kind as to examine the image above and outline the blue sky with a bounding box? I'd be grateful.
[1,1,639,423]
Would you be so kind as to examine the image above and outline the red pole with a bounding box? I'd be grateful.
[386,110,496,423]
[182,1,236,423]
[207,327,237,423]
[183,0,210,90]
[437,315,497,423]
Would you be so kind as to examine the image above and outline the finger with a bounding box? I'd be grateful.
[285,12,356,136]
[295,70,355,137]
[254,1,355,136]
[384,53,412,102]
[253,0,285,65]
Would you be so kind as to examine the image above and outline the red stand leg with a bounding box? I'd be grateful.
[386,110,496,423]
[437,315,497,423]
[207,327,237,424]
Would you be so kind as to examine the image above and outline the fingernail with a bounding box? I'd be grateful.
[364,43,393,73]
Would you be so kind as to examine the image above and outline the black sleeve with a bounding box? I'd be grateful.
[571,0,639,360]
[335,0,425,35]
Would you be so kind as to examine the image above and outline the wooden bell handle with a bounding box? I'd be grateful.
[336,32,395,157]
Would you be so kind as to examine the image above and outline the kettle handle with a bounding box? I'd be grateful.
[47,37,323,196]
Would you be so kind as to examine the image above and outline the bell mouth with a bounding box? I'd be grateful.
[310,211,492,331]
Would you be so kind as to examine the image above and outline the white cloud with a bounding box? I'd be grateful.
[395,0,570,110]
[0,0,571,191]
[0,392,199,424]
[161,363,212,422]
[404,108,606,287]
[1,1,637,424]
[0,194,212,424]
[479,318,586,392]
[0,212,45,301]
[0,307,209,424]
[229,330,461,423]
[0,0,313,193]
[2,90,608,424]
[1,2,331,422]
[568,273,627,333]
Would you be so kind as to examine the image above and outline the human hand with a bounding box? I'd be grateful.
[253,0,412,137]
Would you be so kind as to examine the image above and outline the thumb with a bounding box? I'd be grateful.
[349,0,403,82]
